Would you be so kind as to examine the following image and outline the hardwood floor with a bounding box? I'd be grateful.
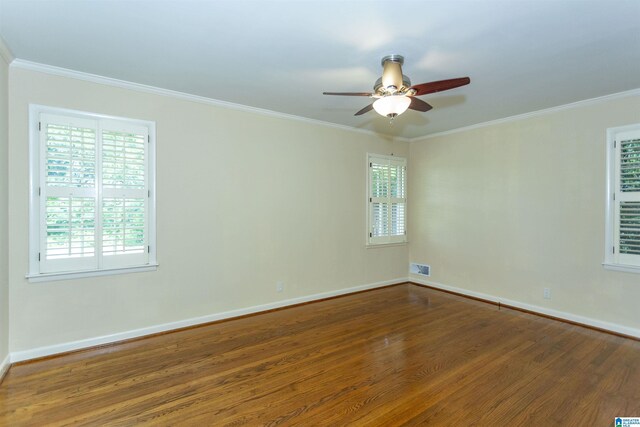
[1,283,639,426]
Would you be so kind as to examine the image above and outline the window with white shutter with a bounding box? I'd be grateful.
[28,106,157,281]
[368,154,407,245]
[605,124,640,273]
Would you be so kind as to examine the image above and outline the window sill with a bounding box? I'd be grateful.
[366,242,408,249]
[602,262,640,274]
[26,264,159,283]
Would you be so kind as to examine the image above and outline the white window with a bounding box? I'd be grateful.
[604,124,640,273]
[367,154,407,245]
[28,105,157,281]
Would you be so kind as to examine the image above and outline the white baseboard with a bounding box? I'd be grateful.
[0,353,9,383]
[12,276,636,364]
[10,277,407,363]
[410,277,640,339]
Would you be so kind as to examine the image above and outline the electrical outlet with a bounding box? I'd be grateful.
[276,281,284,293]
[543,288,551,299]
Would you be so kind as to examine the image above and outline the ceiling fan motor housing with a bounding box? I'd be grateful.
[377,54,411,95]
[374,76,412,96]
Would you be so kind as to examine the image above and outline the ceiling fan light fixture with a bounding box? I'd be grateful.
[373,95,411,118]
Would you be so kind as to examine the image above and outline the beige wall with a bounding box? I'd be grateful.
[0,47,9,363]
[8,67,408,353]
[409,94,640,331]
[7,64,637,357]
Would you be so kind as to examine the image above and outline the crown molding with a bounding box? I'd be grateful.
[10,59,407,143]
[7,59,639,144]
[0,36,14,65]
[411,88,640,142]
[392,135,411,143]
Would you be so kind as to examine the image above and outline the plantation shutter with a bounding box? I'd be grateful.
[614,128,640,266]
[368,155,407,244]
[39,114,99,273]
[35,112,151,275]
[370,160,389,239]
[101,120,149,268]
[390,158,407,236]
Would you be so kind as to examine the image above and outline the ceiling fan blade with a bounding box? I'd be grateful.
[323,92,373,96]
[408,97,433,112]
[354,104,374,116]
[410,77,470,96]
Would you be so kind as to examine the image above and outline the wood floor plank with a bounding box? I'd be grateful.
[1,283,639,426]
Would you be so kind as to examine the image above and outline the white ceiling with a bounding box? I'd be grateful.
[1,0,639,139]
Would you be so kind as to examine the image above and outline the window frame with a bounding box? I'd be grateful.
[604,123,640,274]
[366,153,407,247]
[27,105,157,282]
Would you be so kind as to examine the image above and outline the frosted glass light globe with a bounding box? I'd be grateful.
[373,96,411,117]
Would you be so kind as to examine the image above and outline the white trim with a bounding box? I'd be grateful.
[604,123,640,271]
[26,264,159,283]
[605,126,616,266]
[411,88,640,142]
[602,262,640,274]
[9,59,639,144]
[367,153,408,246]
[28,104,158,279]
[29,103,156,126]
[366,242,408,249]
[9,60,637,144]
[9,277,407,363]
[0,35,14,64]
[0,353,9,382]
[410,276,640,339]
[11,59,408,142]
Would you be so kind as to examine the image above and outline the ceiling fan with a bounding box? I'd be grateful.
[323,54,470,121]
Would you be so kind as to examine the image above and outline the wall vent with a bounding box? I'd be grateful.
[410,263,430,276]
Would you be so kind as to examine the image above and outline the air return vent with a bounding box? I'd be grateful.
[410,263,430,276]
